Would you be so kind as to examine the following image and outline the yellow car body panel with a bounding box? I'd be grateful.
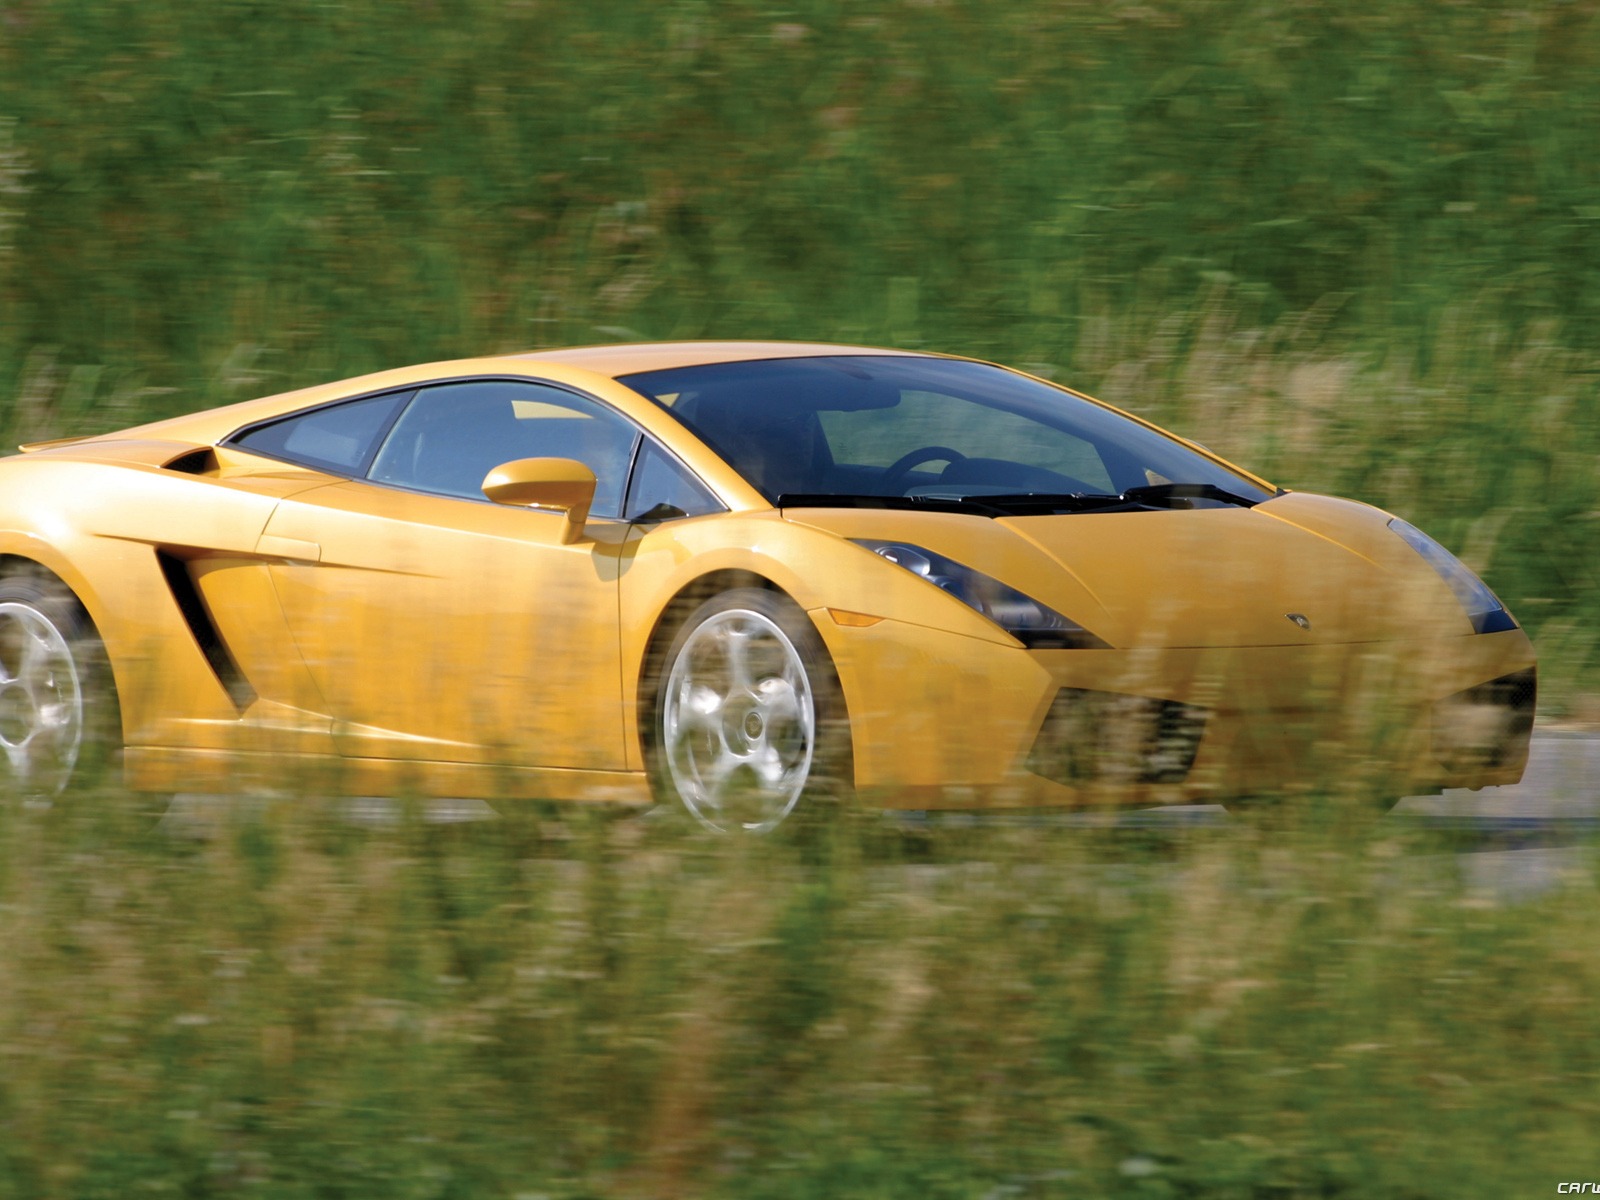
[818,622,1531,806]
[783,493,1478,649]
[0,342,1537,810]
[258,474,631,767]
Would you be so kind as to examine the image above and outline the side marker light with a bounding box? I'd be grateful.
[828,608,884,628]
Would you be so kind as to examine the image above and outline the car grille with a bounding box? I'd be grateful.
[1432,667,1537,771]
[1026,688,1209,787]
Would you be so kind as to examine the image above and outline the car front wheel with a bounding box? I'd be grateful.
[653,587,849,834]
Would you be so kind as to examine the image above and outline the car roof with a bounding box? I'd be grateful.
[42,341,935,450]
[515,340,928,378]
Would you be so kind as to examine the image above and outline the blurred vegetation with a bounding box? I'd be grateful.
[0,0,1598,699]
[1,792,1597,1200]
[1,4,1599,1194]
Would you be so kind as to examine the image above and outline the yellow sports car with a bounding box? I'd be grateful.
[0,342,1534,830]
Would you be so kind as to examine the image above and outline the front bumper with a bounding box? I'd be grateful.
[814,614,1537,808]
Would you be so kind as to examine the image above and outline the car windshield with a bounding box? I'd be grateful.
[619,355,1272,508]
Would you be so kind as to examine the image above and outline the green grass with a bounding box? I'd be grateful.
[0,791,1596,1199]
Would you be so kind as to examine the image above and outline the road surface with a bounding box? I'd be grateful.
[165,731,1599,900]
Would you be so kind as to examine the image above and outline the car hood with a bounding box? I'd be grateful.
[783,492,1474,648]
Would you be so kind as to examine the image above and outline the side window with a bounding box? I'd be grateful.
[230,391,410,475]
[623,441,723,522]
[368,380,640,518]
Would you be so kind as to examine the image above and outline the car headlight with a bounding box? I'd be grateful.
[1388,518,1517,634]
[852,539,1109,649]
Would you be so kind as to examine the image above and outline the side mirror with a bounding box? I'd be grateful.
[481,457,597,544]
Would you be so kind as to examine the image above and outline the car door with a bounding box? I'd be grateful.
[248,379,639,770]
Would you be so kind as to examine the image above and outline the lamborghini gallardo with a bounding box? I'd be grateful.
[0,342,1535,830]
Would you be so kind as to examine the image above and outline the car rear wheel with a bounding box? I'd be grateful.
[653,588,849,834]
[0,569,118,799]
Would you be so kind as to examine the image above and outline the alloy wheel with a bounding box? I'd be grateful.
[661,607,817,833]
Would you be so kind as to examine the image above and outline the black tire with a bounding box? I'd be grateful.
[648,587,851,834]
[0,567,120,799]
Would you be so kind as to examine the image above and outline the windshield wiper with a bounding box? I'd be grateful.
[768,492,1004,518]
[775,484,1265,518]
[941,492,1126,513]
[1119,482,1264,508]
[936,484,1267,515]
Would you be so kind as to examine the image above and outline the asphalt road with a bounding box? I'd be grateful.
[165,731,1599,901]
[1394,729,1600,822]
[1387,730,1600,900]
[899,730,1600,902]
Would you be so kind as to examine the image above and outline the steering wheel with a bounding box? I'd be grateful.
[880,445,968,494]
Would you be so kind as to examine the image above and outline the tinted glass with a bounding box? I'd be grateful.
[621,356,1271,503]
[623,441,723,521]
[369,380,639,517]
[819,390,1115,493]
[231,391,409,475]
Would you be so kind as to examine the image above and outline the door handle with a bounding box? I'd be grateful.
[257,534,321,563]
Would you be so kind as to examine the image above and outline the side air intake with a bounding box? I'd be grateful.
[1027,688,1208,787]
[155,551,256,712]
